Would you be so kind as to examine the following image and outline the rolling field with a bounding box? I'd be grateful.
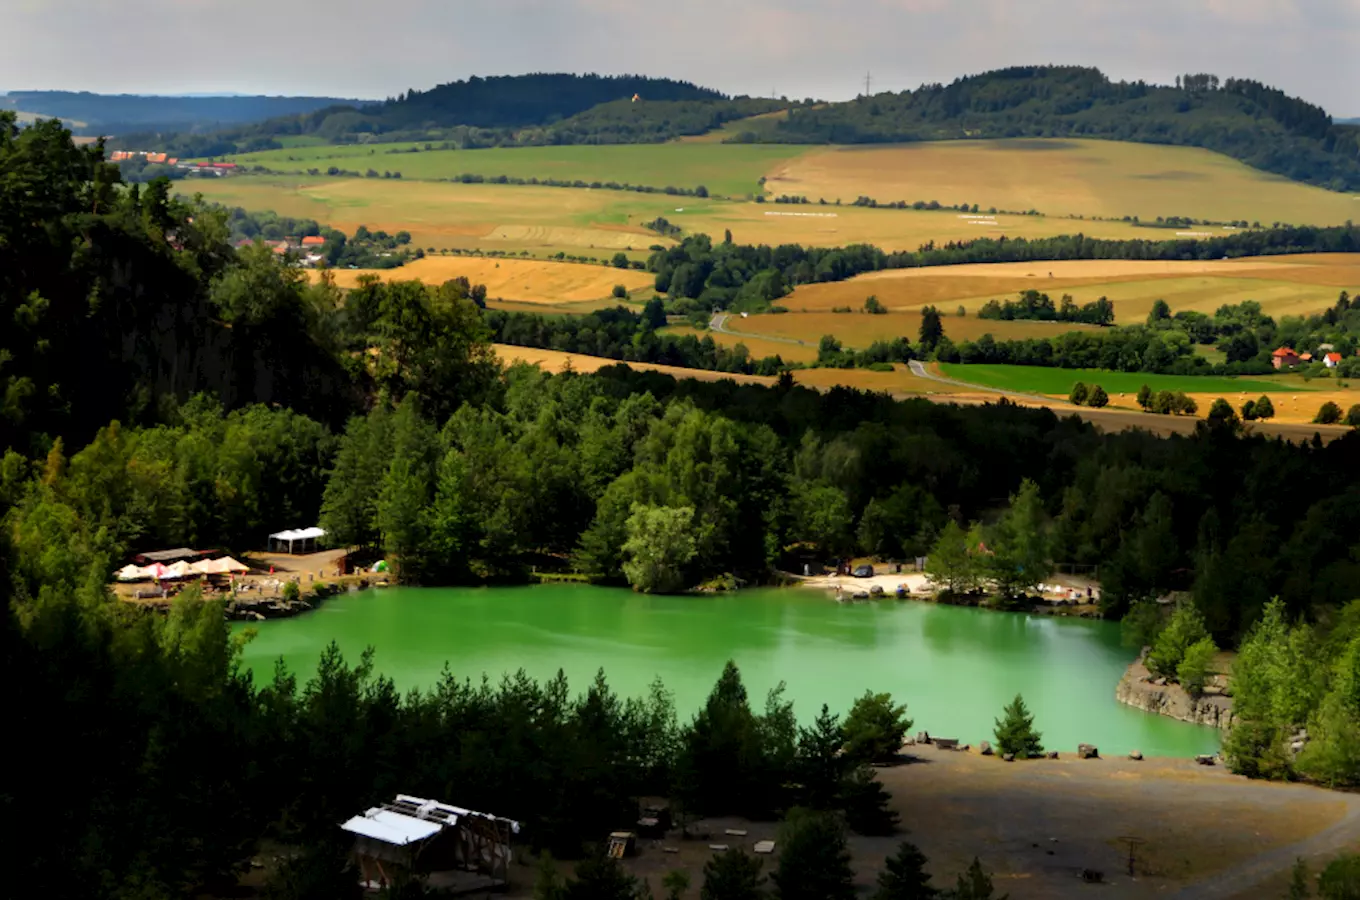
[495,345,774,385]
[215,143,807,198]
[662,325,820,363]
[764,139,1360,225]
[779,256,1360,323]
[188,175,1159,261]
[735,310,1100,349]
[936,363,1295,396]
[314,256,654,304]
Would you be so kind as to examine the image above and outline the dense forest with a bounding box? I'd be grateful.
[4,112,1360,895]
[735,67,1360,191]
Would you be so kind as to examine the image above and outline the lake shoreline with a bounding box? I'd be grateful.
[1116,650,1235,730]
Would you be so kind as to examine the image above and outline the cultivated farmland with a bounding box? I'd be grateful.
[778,255,1360,323]
[733,311,1100,350]
[316,256,655,305]
[936,363,1294,396]
[216,143,808,198]
[764,139,1360,225]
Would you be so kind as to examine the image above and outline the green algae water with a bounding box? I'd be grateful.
[237,584,1220,757]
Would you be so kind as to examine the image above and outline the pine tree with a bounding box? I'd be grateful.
[952,858,1005,900]
[874,841,938,900]
[993,694,1044,759]
[702,849,766,900]
[796,704,849,810]
[842,765,899,836]
[772,810,855,900]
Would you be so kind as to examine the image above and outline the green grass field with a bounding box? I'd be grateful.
[937,363,1295,395]
[215,143,808,198]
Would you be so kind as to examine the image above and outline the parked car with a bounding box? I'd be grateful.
[852,564,874,578]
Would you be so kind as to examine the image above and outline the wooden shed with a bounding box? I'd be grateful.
[340,794,520,894]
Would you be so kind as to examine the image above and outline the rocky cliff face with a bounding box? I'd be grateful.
[1115,655,1235,730]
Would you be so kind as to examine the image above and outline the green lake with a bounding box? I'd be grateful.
[237,584,1220,757]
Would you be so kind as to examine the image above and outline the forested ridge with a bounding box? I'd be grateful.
[736,67,1360,191]
[4,111,1360,895]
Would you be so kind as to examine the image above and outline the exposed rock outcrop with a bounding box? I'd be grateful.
[1115,652,1235,730]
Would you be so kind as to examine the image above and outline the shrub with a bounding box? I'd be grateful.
[1137,384,1152,410]
[1177,636,1219,696]
[1068,382,1089,406]
[282,580,301,603]
[1241,399,1257,421]
[1347,404,1360,428]
[1147,604,1210,679]
[1087,385,1109,408]
[611,284,628,299]
[1315,401,1343,425]
[864,295,886,315]
[1254,395,1275,419]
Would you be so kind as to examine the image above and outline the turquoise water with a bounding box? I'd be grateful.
[237,584,1220,757]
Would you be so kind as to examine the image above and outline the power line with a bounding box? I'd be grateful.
[864,72,872,97]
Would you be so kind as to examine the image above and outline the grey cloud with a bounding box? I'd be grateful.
[1,0,1354,114]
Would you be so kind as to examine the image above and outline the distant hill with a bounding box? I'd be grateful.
[724,67,1360,192]
[1,91,369,135]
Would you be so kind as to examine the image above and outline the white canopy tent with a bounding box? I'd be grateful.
[268,527,326,555]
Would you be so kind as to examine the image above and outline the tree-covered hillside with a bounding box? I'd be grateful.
[731,67,1360,191]
[2,90,366,136]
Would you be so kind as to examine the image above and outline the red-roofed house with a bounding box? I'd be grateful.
[1324,352,1343,369]
[301,236,326,247]
[1272,347,1301,370]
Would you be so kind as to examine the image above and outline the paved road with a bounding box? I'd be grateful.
[708,313,808,347]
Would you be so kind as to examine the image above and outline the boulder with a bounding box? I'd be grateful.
[1003,753,1015,762]
[1129,750,1143,761]
[979,741,993,756]
[1046,751,1059,760]
[916,731,931,744]
[1077,743,1099,759]
[1195,754,1216,766]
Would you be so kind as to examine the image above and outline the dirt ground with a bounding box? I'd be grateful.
[498,750,1359,900]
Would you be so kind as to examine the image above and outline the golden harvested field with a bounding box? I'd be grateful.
[780,255,1360,324]
[316,256,654,304]
[677,203,1151,252]
[765,139,1360,225]
[1093,387,1360,426]
[737,310,1097,349]
[661,325,820,363]
[494,345,775,385]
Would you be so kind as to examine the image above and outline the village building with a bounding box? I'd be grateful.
[341,794,519,894]
[1271,347,1301,369]
[1324,352,1343,369]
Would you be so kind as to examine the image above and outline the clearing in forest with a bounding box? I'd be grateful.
[764,139,1360,225]
[315,256,654,304]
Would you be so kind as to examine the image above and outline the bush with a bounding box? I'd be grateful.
[701,849,765,900]
[1176,636,1218,696]
[993,693,1043,759]
[1315,401,1343,425]
[1241,399,1257,421]
[1147,604,1210,679]
[1317,853,1360,900]
[611,284,628,299]
[864,295,886,315]
[282,580,301,603]
[1207,398,1239,429]
[1254,395,1275,419]
[772,810,855,900]
[1068,382,1089,406]
[1087,385,1109,408]
[1347,404,1360,428]
[843,690,912,764]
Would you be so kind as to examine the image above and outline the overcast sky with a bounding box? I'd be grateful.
[3,0,1356,115]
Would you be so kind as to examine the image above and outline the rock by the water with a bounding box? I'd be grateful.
[1195,754,1216,766]
[1078,743,1099,759]
[916,731,931,744]
[1003,753,1015,762]
[979,741,993,756]
[1129,750,1143,760]
[1046,751,1059,760]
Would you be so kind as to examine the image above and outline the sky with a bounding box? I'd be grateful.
[2,0,1357,115]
